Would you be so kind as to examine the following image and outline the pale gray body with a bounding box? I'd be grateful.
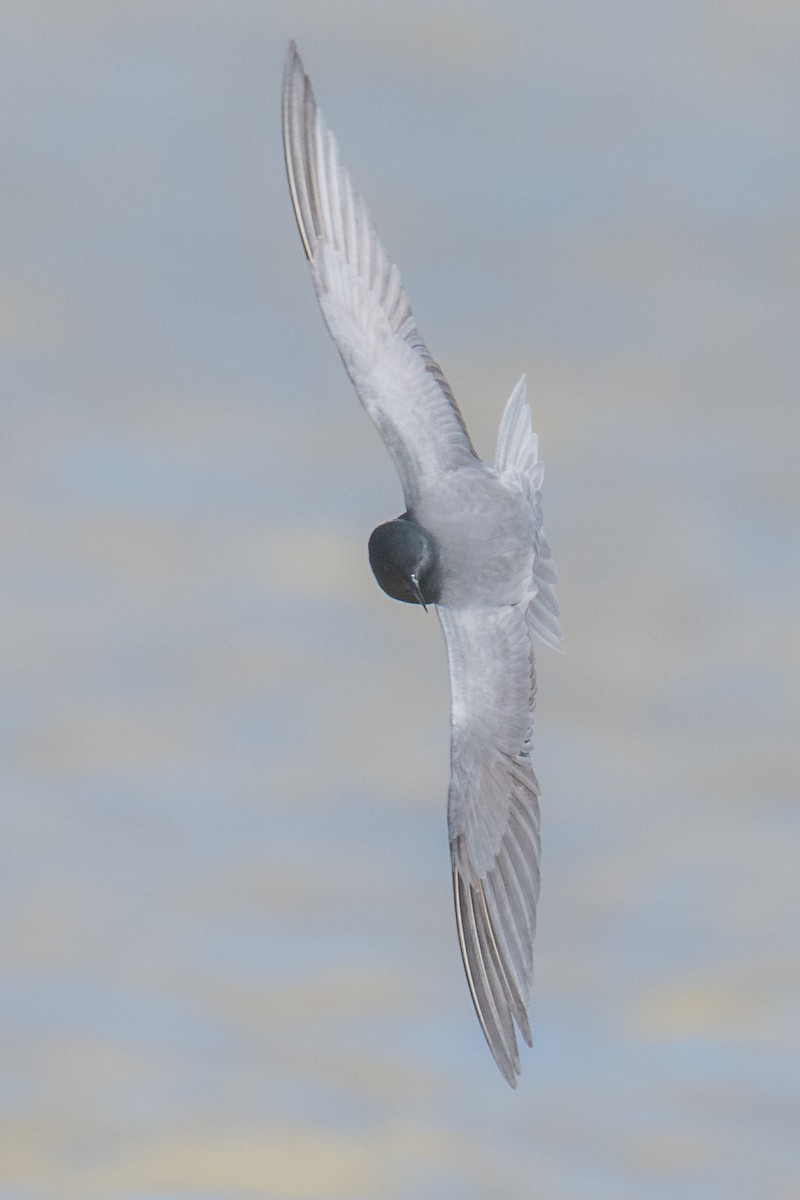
[282,43,562,1085]
[414,468,535,606]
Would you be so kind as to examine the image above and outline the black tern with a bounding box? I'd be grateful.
[282,43,562,1086]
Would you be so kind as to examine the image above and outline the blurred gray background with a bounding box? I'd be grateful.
[2,2,798,1197]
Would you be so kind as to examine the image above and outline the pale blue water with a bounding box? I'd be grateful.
[2,3,798,1197]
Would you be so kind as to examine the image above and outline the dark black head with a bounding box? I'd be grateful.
[367,513,441,608]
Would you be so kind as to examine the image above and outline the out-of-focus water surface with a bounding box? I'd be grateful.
[2,2,798,1197]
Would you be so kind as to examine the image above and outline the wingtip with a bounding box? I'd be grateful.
[282,40,316,261]
[283,40,307,102]
[453,864,526,1088]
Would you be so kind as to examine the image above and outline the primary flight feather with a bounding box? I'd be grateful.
[282,42,562,1085]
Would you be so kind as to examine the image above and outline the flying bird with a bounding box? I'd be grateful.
[282,42,562,1086]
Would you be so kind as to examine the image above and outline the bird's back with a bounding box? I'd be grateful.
[413,465,536,609]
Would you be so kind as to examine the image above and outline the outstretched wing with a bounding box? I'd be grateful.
[496,376,563,652]
[438,603,541,1086]
[282,43,478,509]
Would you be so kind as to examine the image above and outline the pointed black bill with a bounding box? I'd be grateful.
[410,574,428,610]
